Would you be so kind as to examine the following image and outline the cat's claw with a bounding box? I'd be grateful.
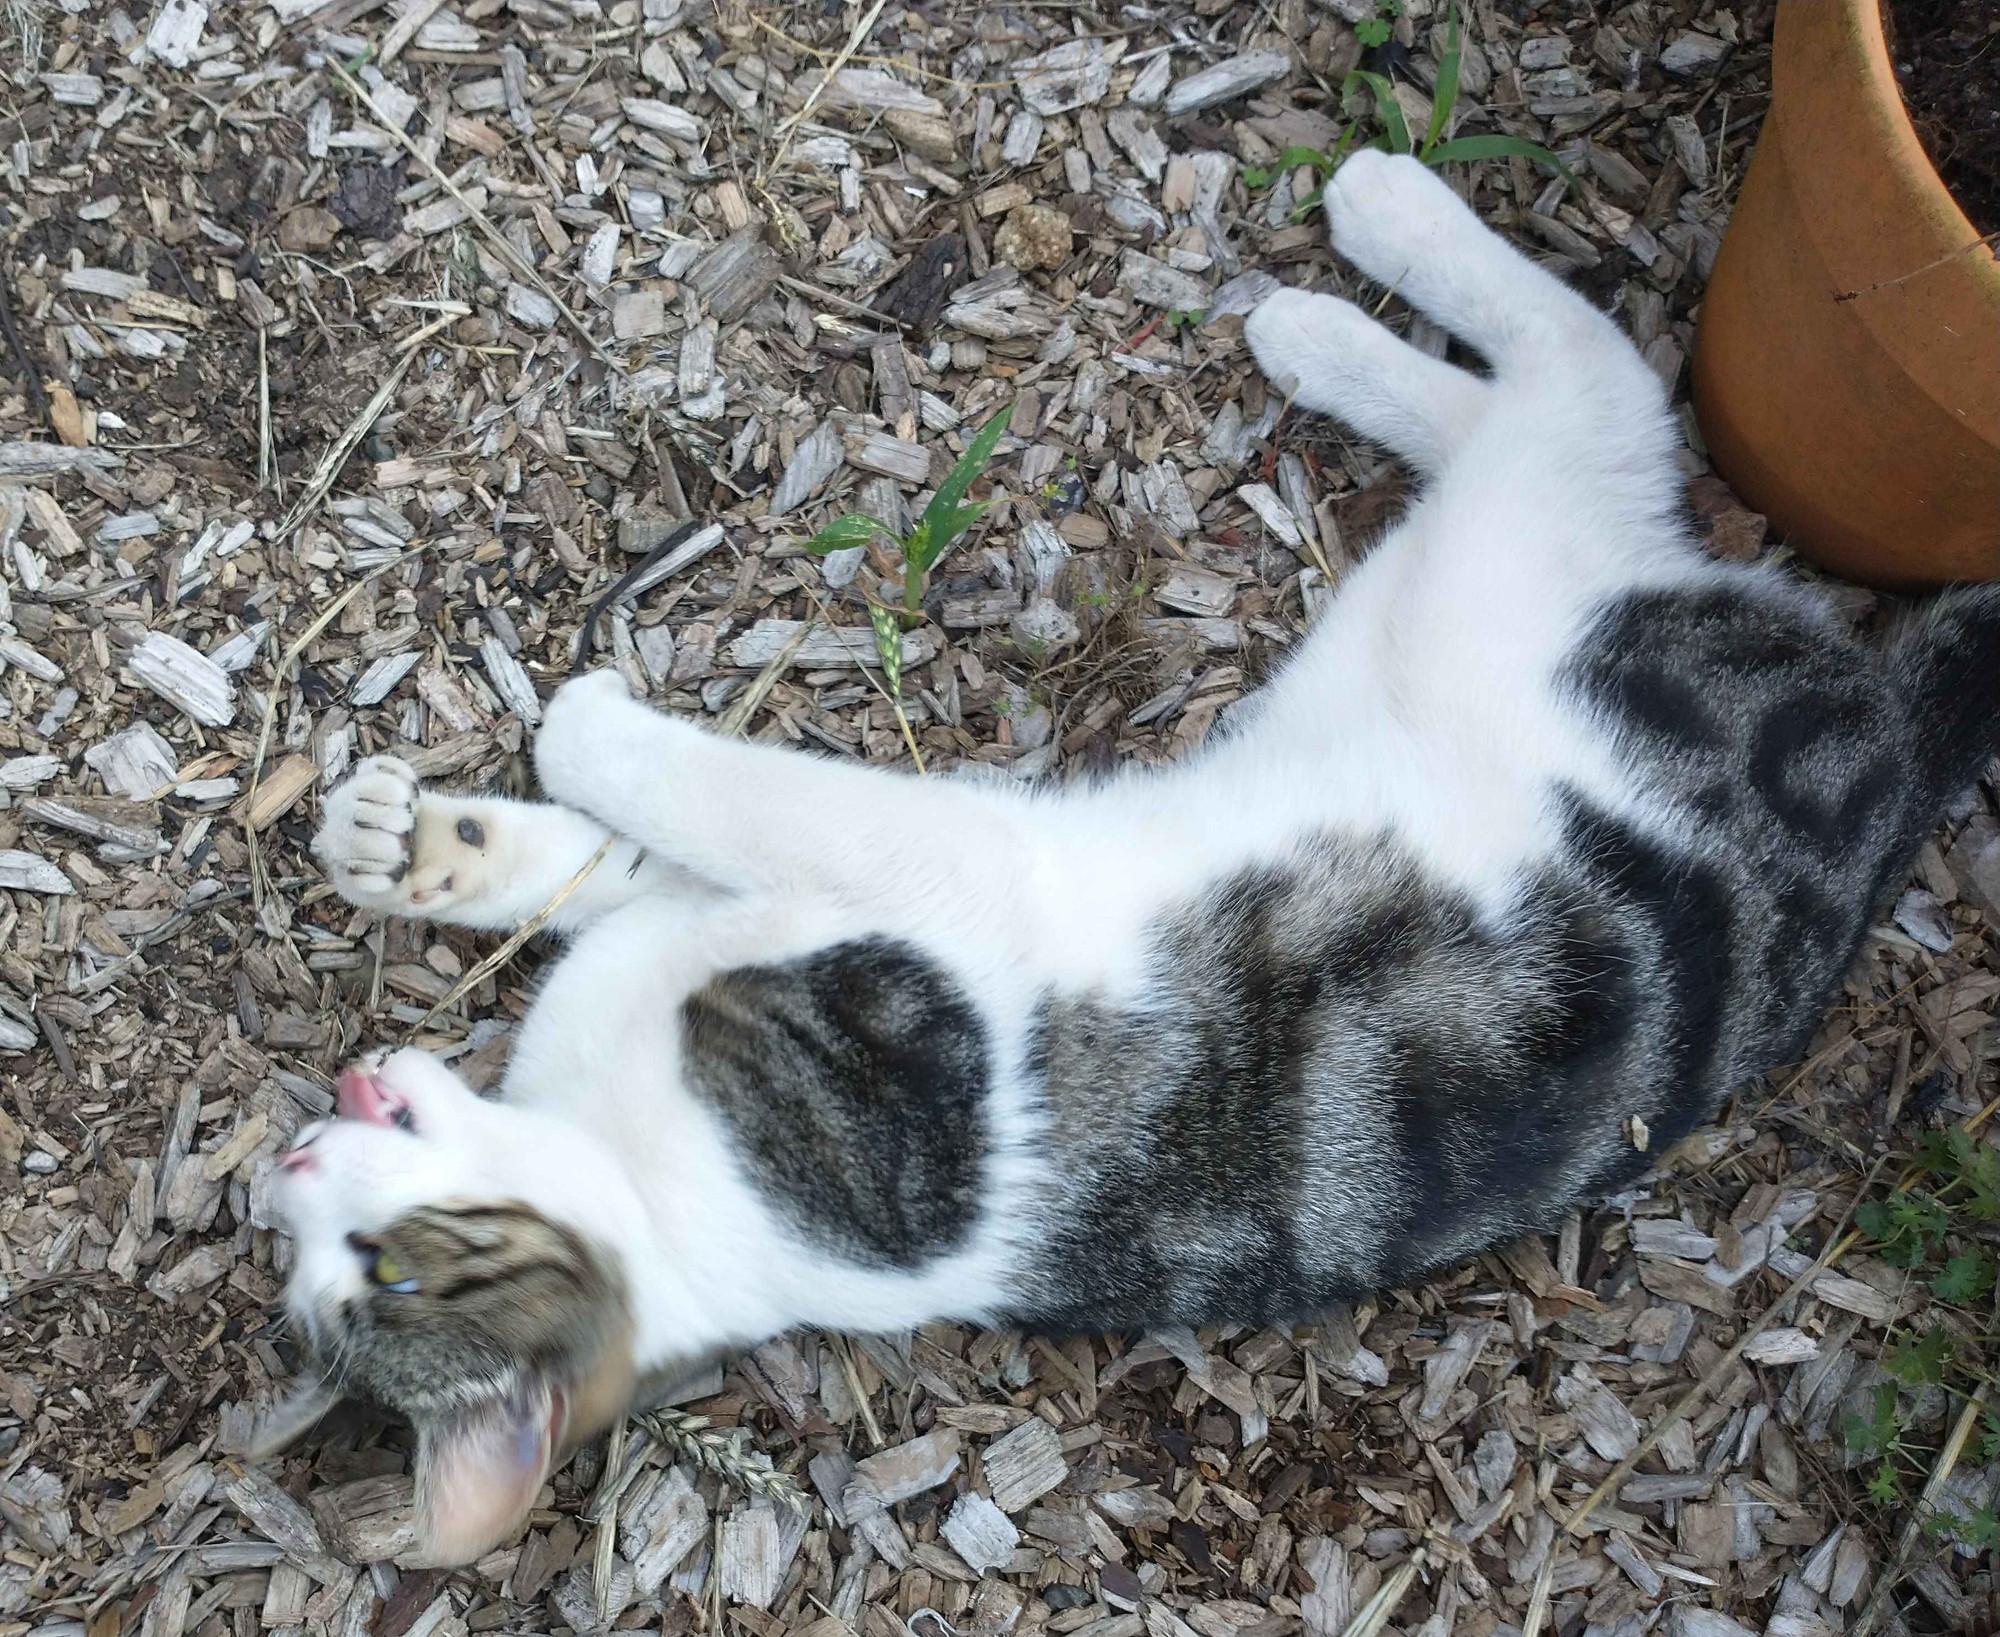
[313,756,462,912]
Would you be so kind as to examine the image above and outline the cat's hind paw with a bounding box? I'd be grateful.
[1320,150,1479,289]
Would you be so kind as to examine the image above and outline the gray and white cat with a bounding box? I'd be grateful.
[276,153,2000,1565]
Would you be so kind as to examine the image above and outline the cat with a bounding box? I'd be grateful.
[275,152,2000,1566]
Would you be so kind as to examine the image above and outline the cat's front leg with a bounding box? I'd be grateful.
[535,669,1024,903]
[1315,151,1660,408]
[312,754,684,932]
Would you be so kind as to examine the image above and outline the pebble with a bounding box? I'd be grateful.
[994,204,1073,272]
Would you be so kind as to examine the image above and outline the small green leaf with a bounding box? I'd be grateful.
[804,512,892,554]
[1343,68,1411,155]
[1914,1127,1970,1178]
[1883,1328,1954,1386]
[1962,1145,2000,1220]
[1983,1408,2000,1465]
[1421,0,1462,159]
[1355,15,1391,46]
[1421,133,1579,191]
[1861,1188,1951,1267]
[1866,1460,1901,1506]
[1931,1252,1995,1305]
[1243,148,1334,189]
[1957,1506,2000,1552]
[911,403,1012,573]
[1843,1381,1898,1459]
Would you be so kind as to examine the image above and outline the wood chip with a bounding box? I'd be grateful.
[126,632,235,726]
[983,1417,1068,1513]
[1164,51,1290,115]
[942,1492,1019,1573]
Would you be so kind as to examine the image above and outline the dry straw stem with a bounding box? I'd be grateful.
[413,833,616,1029]
[1519,1164,1880,1637]
[766,0,890,176]
[1835,228,2000,303]
[2,0,44,85]
[329,60,615,367]
[828,1330,886,1449]
[592,1413,628,1618]
[715,618,817,737]
[244,562,414,906]
[272,348,415,549]
[256,326,276,495]
[1336,1549,1426,1637]
[1850,1380,1991,1637]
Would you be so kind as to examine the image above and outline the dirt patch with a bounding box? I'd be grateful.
[1886,0,2000,236]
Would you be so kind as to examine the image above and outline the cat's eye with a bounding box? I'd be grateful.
[354,1238,420,1294]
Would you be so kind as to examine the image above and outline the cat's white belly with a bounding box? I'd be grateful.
[498,903,1040,1367]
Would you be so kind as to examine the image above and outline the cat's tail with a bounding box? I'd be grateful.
[1886,582,2000,819]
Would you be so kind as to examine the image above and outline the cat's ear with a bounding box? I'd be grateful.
[411,1383,565,1567]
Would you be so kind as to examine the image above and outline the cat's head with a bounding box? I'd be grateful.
[273,1049,636,1565]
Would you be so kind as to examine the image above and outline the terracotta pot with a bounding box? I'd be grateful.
[1690,0,2000,588]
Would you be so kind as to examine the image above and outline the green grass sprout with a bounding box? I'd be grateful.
[1241,1,1575,222]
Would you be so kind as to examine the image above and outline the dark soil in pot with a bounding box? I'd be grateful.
[1884,0,2000,234]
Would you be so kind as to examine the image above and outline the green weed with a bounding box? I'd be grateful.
[802,403,1013,760]
[804,403,1013,622]
[1241,1,1574,221]
[1845,1122,2000,1550]
[1352,0,1399,50]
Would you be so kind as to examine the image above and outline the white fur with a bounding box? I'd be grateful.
[282,153,1724,1379]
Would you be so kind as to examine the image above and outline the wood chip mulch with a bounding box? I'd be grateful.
[1,2,1996,1637]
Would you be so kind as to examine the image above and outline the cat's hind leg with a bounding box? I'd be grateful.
[1244,290,1490,478]
[1317,151,1657,402]
[313,755,703,932]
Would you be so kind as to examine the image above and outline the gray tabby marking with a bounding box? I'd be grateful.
[1004,579,2000,1330]
[680,936,989,1268]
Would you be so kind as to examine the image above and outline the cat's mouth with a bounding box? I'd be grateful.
[335,1059,415,1129]
[283,1061,416,1173]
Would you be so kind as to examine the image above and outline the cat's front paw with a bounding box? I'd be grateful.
[1321,150,1473,283]
[312,757,473,914]
[535,667,686,808]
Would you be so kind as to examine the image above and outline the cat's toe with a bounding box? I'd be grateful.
[1244,289,1347,398]
[314,757,420,905]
